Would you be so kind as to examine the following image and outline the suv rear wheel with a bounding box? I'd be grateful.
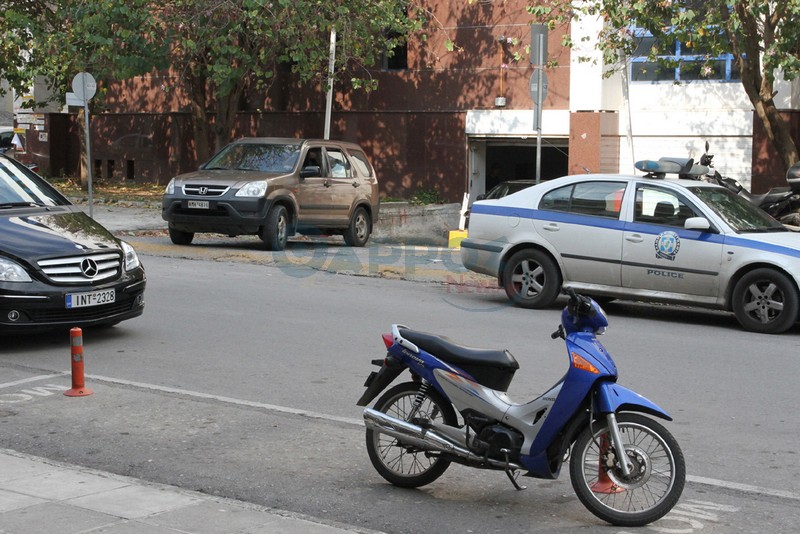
[261,205,290,251]
[343,206,371,247]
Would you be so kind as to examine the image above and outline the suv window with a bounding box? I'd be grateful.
[634,185,700,227]
[349,150,372,177]
[540,181,626,219]
[326,149,352,178]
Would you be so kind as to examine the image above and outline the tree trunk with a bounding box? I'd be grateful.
[214,83,244,151]
[753,97,799,169]
[76,107,88,188]
[728,3,799,170]
[188,72,211,165]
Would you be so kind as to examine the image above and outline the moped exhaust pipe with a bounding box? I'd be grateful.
[363,408,523,471]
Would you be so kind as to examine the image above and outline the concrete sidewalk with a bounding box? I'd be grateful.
[0,448,378,534]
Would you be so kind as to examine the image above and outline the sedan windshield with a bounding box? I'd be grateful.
[689,186,785,233]
[0,159,68,207]
[204,143,300,173]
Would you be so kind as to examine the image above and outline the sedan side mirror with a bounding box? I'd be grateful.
[684,217,712,231]
[300,165,321,179]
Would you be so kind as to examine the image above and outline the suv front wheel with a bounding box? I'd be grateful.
[169,225,194,245]
[261,205,290,251]
[344,206,371,247]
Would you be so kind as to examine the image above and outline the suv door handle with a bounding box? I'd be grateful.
[352,181,359,188]
[625,234,644,243]
[543,223,559,232]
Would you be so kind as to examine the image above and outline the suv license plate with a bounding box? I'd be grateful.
[66,289,115,309]
[188,200,210,209]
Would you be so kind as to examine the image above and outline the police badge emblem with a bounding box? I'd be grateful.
[655,231,680,261]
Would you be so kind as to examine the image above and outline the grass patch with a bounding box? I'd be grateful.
[51,177,164,202]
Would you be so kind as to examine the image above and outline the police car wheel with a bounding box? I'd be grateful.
[502,248,561,309]
[732,268,799,334]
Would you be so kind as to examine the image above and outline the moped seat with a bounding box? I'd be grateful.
[398,328,519,391]
[398,328,519,371]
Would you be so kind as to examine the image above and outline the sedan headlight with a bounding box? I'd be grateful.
[120,241,141,272]
[165,178,176,195]
[0,257,32,282]
[235,180,268,198]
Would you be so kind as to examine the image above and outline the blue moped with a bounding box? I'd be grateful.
[357,287,685,526]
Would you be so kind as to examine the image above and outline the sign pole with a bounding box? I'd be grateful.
[530,25,548,184]
[83,99,93,218]
[324,28,336,140]
[535,36,543,184]
[71,72,97,218]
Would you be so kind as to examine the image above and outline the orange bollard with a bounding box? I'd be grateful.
[64,327,93,397]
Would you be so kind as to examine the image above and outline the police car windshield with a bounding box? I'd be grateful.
[689,187,785,233]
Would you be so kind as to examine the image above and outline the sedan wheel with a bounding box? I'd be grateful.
[501,249,561,308]
[732,268,799,334]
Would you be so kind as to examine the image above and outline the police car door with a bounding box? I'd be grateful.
[534,180,627,287]
[621,183,723,298]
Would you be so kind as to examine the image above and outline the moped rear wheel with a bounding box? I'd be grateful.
[366,382,457,488]
[570,413,685,527]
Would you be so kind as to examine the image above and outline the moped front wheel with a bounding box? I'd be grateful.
[570,413,685,527]
[366,382,457,488]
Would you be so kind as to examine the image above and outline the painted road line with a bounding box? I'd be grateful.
[687,475,800,502]
[0,374,64,390]
[86,374,364,427]
[83,373,800,503]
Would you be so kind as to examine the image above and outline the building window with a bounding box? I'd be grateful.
[629,31,740,83]
[382,38,408,70]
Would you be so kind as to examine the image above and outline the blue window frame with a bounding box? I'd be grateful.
[629,32,740,83]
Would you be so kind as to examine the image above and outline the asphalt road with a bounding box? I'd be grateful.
[2,248,799,533]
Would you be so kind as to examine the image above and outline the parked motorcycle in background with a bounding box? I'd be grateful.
[357,288,685,527]
[700,142,800,226]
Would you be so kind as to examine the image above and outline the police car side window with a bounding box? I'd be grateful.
[634,185,699,227]
[540,182,625,219]
[540,185,572,212]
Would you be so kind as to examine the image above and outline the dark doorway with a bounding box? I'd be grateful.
[485,143,569,192]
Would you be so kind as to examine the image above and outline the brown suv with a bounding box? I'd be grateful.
[162,138,379,250]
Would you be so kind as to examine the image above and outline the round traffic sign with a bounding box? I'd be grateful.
[71,72,97,103]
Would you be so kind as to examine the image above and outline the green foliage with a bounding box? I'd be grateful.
[409,188,446,205]
[1,0,422,154]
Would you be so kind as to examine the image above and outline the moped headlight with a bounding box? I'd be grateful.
[120,241,141,272]
[235,180,268,197]
[165,178,176,195]
[0,257,32,282]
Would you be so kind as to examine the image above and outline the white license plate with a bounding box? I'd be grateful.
[66,289,115,309]
[188,200,210,209]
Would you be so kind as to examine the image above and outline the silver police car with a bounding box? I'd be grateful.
[461,171,800,334]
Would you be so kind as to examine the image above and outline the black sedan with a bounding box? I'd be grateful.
[0,154,146,333]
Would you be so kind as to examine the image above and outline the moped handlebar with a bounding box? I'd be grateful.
[562,286,594,317]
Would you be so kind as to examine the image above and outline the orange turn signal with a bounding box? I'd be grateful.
[571,352,600,374]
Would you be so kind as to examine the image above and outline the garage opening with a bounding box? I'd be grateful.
[485,142,569,193]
